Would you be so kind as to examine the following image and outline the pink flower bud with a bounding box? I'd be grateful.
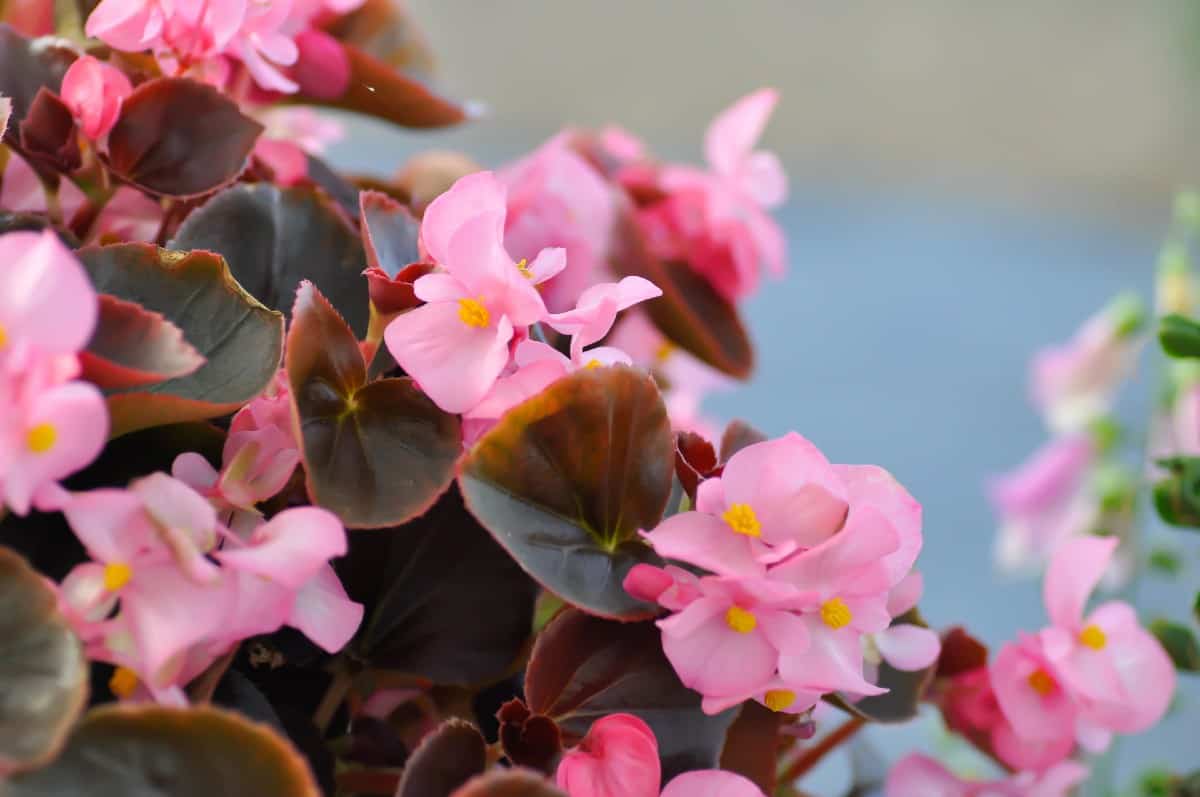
[60,55,133,141]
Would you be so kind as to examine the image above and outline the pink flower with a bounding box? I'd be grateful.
[556,714,660,797]
[500,135,618,312]
[987,435,1096,574]
[0,151,87,218]
[990,634,1078,752]
[290,27,351,99]
[642,433,852,576]
[866,573,941,674]
[59,55,133,140]
[544,276,661,362]
[1039,536,1175,735]
[384,171,564,413]
[1030,294,1143,433]
[884,753,1087,797]
[92,188,164,244]
[659,771,766,797]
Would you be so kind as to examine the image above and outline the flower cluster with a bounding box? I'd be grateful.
[626,433,939,715]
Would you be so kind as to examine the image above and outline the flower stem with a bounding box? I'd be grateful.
[313,668,354,733]
[778,715,866,786]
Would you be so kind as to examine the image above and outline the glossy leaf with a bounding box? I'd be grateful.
[459,366,673,619]
[934,627,988,679]
[497,700,562,774]
[360,189,420,277]
[1154,457,1200,528]
[451,770,568,797]
[3,705,321,796]
[78,244,283,436]
[719,420,768,462]
[301,42,469,129]
[106,78,261,198]
[396,719,487,797]
[1150,619,1200,672]
[287,282,460,527]
[719,702,781,795]
[17,87,77,173]
[609,205,753,379]
[0,24,73,144]
[80,294,205,390]
[341,486,535,683]
[525,608,737,781]
[675,430,719,502]
[171,183,370,336]
[828,609,936,723]
[0,547,87,776]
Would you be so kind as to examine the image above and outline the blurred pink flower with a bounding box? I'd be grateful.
[659,770,766,797]
[59,55,132,140]
[884,753,1087,797]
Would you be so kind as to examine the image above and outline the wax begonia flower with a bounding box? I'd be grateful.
[988,434,1096,575]
[544,276,662,361]
[500,134,618,312]
[59,54,133,140]
[884,753,1087,797]
[384,171,564,413]
[1030,294,1143,434]
[659,771,766,797]
[1039,535,1174,734]
[643,433,851,576]
[990,633,1078,749]
[0,151,87,218]
[866,572,941,674]
[555,713,661,797]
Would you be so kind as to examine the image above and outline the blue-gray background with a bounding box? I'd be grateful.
[327,3,1200,792]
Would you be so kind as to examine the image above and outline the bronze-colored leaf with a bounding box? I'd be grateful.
[450,770,567,797]
[80,294,205,390]
[396,719,486,797]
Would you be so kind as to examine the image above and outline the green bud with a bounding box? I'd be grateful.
[1107,292,1145,338]
[1160,314,1200,359]
[1088,416,1122,455]
[1092,462,1135,513]
[1148,547,1183,577]
[1153,456,1200,528]
[1149,618,1200,672]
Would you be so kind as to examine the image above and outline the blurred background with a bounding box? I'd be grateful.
[328,3,1200,793]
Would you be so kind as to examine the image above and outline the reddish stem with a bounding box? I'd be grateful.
[778,716,866,786]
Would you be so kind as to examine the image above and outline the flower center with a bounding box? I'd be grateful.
[1078,624,1107,650]
[721,503,761,537]
[585,359,602,370]
[0,322,7,349]
[457,297,490,328]
[26,423,57,453]
[109,666,139,699]
[764,689,796,712]
[1027,668,1056,696]
[515,258,533,279]
[654,340,675,363]
[820,597,853,630]
[103,562,133,591]
[725,605,757,634]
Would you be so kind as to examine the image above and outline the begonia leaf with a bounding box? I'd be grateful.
[395,719,487,797]
[827,608,935,723]
[1150,619,1200,672]
[458,366,672,620]
[106,77,263,198]
[2,705,321,796]
[340,486,536,684]
[718,702,782,795]
[286,281,460,528]
[78,244,283,436]
[675,430,719,502]
[323,0,435,73]
[171,183,370,336]
[496,700,561,774]
[450,770,568,797]
[0,547,87,777]
[524,608,737,781]
[719,419,768,462]
[609,205,753,380]
[80,294,205,390]
[0,24,73,144]
[17,87,77,173]
[360,189,420,278]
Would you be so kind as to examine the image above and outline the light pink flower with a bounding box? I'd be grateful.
[384,171,564,413]
[987,435,1096,574]
[1039,536,1175,735]
[990,634,1078,751]
[867,573,941,674]
[1030,295,1143,434]
[556,714,661,797]
[642,433,852,576]
[659,771,766,797]
[92,187,164,244]
[59,55,133,140]
[544,276,661,361]
[0,151,87,218]
[884,753,1087,797]
[500,135,619,312]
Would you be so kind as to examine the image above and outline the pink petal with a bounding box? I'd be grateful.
[835,463,922,585]
[59,55,132,140]
[555,714,661,797]
[661,770,766,797]
[1043,535,1116,629]
[777,616,885,695]
[420,171,503,267]
[622,563,675,604]
[526,246,567,284]
[875,624,940,671]
[659,598,777,698]
[544,276,662,354]
[131,472,219,554]
[990,637,1076,743]
[883,754,967,797]
[62,488,152,562]
[171,452,219,492]
[768,504,899,596]
[288,564,363,653]
[217,507,346,589]
[383,301,514,414]
[886,571,923,617]
[642,511,764,578]
[0,231,98,358]
[738,151,787,208]
[413,272,469,303]
[704,88,779,179]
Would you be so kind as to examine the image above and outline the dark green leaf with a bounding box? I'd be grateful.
[342,486,536,684]
[107,78,262,198]
[459,366,672,619]
[286,281,460,527]
[1153,457,1200,528]
[171,183,370,336]
[80,294,205,390]
[1161,314,1200,359]
[396,719,486,797]
[828,608,935,723]
[360,189,420,278]
[3,705,321,796]
[450,770,567,797]
[0,547,87,776]
[1150,619,1200,672]
[524,608,737,782]
[78,244,284,436]
[1148,547,1184,577]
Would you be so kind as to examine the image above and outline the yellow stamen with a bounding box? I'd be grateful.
[26,423,57,453]
[764,689,796,712]
[820,597,853,630]
[721,503,761,537]
[0,322,8,349]
[585,359,602,370]
[109,666,139,699]
[103,562,133,591]
[1027,668,1056,696]
[457,297,490,328]
[1079,624,1107,650]
[725,605,757,634]
[654,340,676,363]
[515,258,533,279]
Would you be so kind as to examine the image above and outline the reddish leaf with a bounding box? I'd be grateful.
[0,547,87,776]
[451,770,567,797]
[3,704,321,796]
[302,42,469,129]
[81,294,205,390]
[0,24,74,145]
[396,719,486,797]
[107,77,263,198]
[323,0,435,73]
[458,366,672,620]
[365,262,432,316]
[675,430,719,502]
[286,281,460,527]
[609,203,753,380]
[359,189,420,277]
[719,702,782,795]
[719,419,768,462]
[17,87,78,173]
[524,608,737,781]
[497,700,562,774]
[936,627,989,680]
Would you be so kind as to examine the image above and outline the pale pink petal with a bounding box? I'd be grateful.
[661,770,766,797]
[886,571,923,617]
[883,754,967,797]
[767,505,899,597]
[659,599,777,698]
[642,511,764,578]
[555,714,660,797]
[738,151,787,208]
[217,507,346,589]
[171,452,219,492]
[288,564,363,653]
[704,88,779,179]
[61,489,152,562]
[412,273,468,303]
[464,359,566,422]
[420,171,503,267]
[131,472,219,554]
[836,464,922,585]
[526,246,567,284]
[875,624,940,671]
[778,616,885,695]
[1043,535,1116,630]
[1026,761,1090,797]
[544,276,662,353]
[0,231,98,357]
[990,637,1076,742]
